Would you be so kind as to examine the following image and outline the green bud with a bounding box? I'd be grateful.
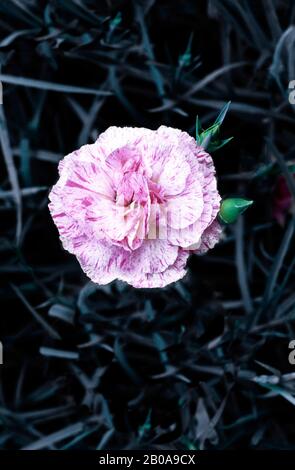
[218,198,253,224]
[195,102,233,153]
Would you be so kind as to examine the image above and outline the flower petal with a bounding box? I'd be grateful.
[195,220,223,254]
[76,239,120,284]
[122,249,189,288]
[166,178,204,229]
[119,239,178,275]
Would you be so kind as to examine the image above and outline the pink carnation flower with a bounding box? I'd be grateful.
[49,126,222,288]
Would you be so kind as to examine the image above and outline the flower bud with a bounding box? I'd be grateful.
[218,198,253,224]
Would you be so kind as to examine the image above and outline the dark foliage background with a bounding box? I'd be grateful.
[1,0,295,450]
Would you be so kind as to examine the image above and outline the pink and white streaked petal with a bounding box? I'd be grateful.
[122,249,189,288]
[195,220,223,255]
[48,198,83,254]
[158,153,190,196]
[58,143,105,176]
[119,239,179,275]
[96,127,154,171]
[53,161,114,226]
[105,145,144,175]
[156,125,201,172]
[167,221,203,249]
[75,240,120,284]
[166,179,204,229]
